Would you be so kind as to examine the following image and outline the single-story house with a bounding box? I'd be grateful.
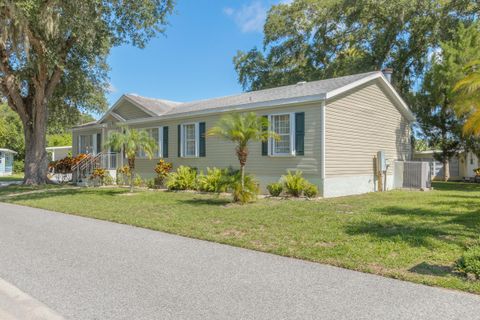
[72,71,414,197]
[413,150,479,180]
[0,148,17,176]
[46,146,72,161]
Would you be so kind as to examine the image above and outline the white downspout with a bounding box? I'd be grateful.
[320,99,326,197]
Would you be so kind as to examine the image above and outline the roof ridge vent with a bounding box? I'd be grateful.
[296,81,307,85]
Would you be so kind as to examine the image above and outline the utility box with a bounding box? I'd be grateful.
[377,151,386,172]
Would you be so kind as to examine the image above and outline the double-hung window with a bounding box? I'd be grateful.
[181,123,198,157]
[79,135,93,154]
[269,113,295,156]
[138,127,162,158]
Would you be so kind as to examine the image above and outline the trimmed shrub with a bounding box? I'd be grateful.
[267,182,283,197]
[166,166,198,190]
[197,167,229,193]
[456,246,480,279]
[304,183,318,198]
[282,170,307,197]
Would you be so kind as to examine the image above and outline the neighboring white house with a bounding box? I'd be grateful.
[46,146,72,161]
[0,148,17,176]
[414,150,479,180]
[72,71,415,197]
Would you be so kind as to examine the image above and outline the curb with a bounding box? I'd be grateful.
[0,278,64,320]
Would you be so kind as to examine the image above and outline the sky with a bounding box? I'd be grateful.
[105,0,287,112]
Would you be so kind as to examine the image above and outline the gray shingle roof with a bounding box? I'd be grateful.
[125,94,181,116]
[125,71,380,117]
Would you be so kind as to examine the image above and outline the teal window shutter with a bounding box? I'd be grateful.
[96,133,102,154]
[163,126,169,158]
[199,122,206,157]
[295,112,305,156]
[261,115,268,156]
[177,125,181,157]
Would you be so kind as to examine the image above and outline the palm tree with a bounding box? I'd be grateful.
[106,127,157,192]
[208,112,277,189]
[454,59,480,134]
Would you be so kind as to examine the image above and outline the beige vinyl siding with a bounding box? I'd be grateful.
[72,128,102,156]
[115,100,151,120]
[325,81,411,177]
[130,103,323,187]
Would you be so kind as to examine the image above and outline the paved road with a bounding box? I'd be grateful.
[0,203,480,320]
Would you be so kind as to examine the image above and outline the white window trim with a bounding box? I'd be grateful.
[268,112,296,157]
[180,122,200,158]
[137,126,163,159]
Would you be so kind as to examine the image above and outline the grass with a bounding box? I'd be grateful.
[0,173,24,182]
[1,182,480,294]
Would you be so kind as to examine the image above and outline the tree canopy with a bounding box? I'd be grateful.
[0,0,174,184]
[413,23,480,179]
[234,0,478,100]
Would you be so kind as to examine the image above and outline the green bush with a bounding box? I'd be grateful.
[13,160,24,174]
[197,167,229,193]
[146,178,156,189]
[166,166,198,190]
[267,182,283,197]
[282,170,307,197]
[456,245,480,279]
[304,183,318,198]
[134,174,145,187]
[229,172,259,204]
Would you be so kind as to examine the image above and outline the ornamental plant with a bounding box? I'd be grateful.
[282,170,307,197]
[154,159,173,186]
[89,168,111,186]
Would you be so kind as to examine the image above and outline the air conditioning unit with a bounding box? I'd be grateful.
[394,161,432,190]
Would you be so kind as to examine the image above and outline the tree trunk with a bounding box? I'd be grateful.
[236,146,248,190]
[443,158,450,182]
[22,101,49,185]
[128,157,135,193]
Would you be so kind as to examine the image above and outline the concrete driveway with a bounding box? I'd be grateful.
[0,202,479,320]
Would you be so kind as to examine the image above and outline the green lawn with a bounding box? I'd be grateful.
[0,173,24,182]
[1,182,479,293]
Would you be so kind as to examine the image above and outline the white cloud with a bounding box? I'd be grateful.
[106,82,117,93]
[223,7,234,16]
[223,1,267,33]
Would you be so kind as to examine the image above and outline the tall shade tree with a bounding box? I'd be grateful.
[106,127,157,192]
[234,0,478,100]
[454,59,480,135]
[0,0,174,185]
[414,23,480,181]
[208,112,277,189]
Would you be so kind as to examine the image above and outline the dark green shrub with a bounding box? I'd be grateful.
[13,160,24,174]
[267,182,283,197]
[304,183,318,198]
[166,166,197,190]
[456,246,480,279]
[282,170,307,197]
